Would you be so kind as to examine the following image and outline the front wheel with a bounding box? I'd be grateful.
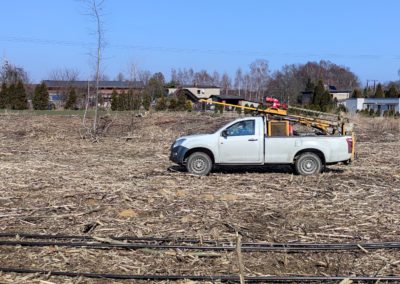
[186,152,213,176]
[295,152,322,176]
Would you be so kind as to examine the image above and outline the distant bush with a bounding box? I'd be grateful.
[155,96,167,111]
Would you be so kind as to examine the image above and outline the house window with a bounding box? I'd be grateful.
[388,104,396,111]
[197,90,201,95]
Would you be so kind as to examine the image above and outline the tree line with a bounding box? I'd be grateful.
[352,83,400,99]
[1,59,400,112]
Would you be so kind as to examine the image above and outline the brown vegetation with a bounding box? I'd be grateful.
[0,111,399,283]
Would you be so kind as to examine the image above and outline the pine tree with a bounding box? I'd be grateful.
[320,90,333,111]
[386,85,398,98]
[33,82,49,110]
[110,90,119,111]
[0,83,7,109]
[13,81,28,110]
[65,87,77,109]
[305,78,315,92]
[352,88,363,98]
[155,95,167,111]
[374,83,385,98]
[119,91,128,110]
[177,94,187,111]
[142,93,151,110]
[312,80,325,109]
[132,95,141,110]
[7,83,16,109]
[168,97,177,111]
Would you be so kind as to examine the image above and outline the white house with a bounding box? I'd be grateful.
[167,85,220,101]
[345,98,400,113]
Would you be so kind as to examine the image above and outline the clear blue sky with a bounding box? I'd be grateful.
[1,0,400,85]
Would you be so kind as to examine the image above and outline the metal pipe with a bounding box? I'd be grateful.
[1,267,400,282]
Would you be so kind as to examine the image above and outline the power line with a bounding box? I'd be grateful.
[1,35,400,60]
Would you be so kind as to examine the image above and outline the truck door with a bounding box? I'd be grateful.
[218,119,263,164]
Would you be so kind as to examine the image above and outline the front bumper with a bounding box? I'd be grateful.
[169,145,189,165]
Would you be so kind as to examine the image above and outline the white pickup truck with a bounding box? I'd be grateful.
[170,116,354,176]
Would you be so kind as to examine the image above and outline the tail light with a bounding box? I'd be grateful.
[346,138,353,154]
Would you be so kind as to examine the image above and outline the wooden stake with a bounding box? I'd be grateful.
[235,232,245,284]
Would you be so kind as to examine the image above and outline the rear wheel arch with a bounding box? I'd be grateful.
[293,149,325,175]
[294,149,326,165]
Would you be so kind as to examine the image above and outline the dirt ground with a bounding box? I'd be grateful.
[0,111,399,283]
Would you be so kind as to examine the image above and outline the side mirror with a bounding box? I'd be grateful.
[221,130,228,138]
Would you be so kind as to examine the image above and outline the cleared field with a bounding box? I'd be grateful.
[0,111,399,283]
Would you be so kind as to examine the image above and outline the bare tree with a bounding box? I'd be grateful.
[234,67,243,96]
[115,72,125,81]
[138,70,151,86]
[220,72,232,95]
[212,71,220,86]
[193,70,213,86]
[1,60,29,85]
[249,59,270,101]
[81,0,105,136]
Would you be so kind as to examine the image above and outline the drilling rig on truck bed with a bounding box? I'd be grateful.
[199,97,354,137]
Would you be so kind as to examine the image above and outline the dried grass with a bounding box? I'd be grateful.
[0,112,399,283]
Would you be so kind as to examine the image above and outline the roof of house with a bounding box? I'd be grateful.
[210,94,245,100]
[169,85,219,89]
[43,80,144,89]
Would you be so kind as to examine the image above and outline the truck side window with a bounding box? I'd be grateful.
[226,120,255,136]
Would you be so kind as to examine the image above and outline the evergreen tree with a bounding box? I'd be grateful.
[0,83,7,109]
[132,95,141,110]
[155,95,167,111]
[312,80,325,109]
[110,90,119,111]
[374,83,385,98]
[352,88,363,98]
[119,91,128,110]
[168,97,177,111]
[176,94,187,111]
[142,93,151,110]
[305,78,315,92]
[320,90,333,111]
[7,83,16,109]
[13,81,28,110]
[33,82,49,110]
[362,88,369,98]
[65,87,77,109]
[386,85,398,98]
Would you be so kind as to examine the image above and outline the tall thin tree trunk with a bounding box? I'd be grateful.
[92,0,102,132]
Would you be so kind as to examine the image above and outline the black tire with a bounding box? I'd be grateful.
[186,152,213,176]
[294,152,322,176]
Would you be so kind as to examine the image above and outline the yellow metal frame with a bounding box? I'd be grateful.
[199,99,350,135]
[199,99,287,116]
[267,121,289,137]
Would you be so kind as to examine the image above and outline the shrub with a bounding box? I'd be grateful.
[185,100,193,112]
[155,96,167,111]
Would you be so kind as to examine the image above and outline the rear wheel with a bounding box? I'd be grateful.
[186,152,212,176]
[295,152,322,176]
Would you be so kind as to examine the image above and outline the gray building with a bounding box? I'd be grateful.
[345,98,400,113]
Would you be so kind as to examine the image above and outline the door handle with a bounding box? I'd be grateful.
[248,138,258,141]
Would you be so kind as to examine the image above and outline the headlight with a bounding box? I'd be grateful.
[173,138,186,148]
